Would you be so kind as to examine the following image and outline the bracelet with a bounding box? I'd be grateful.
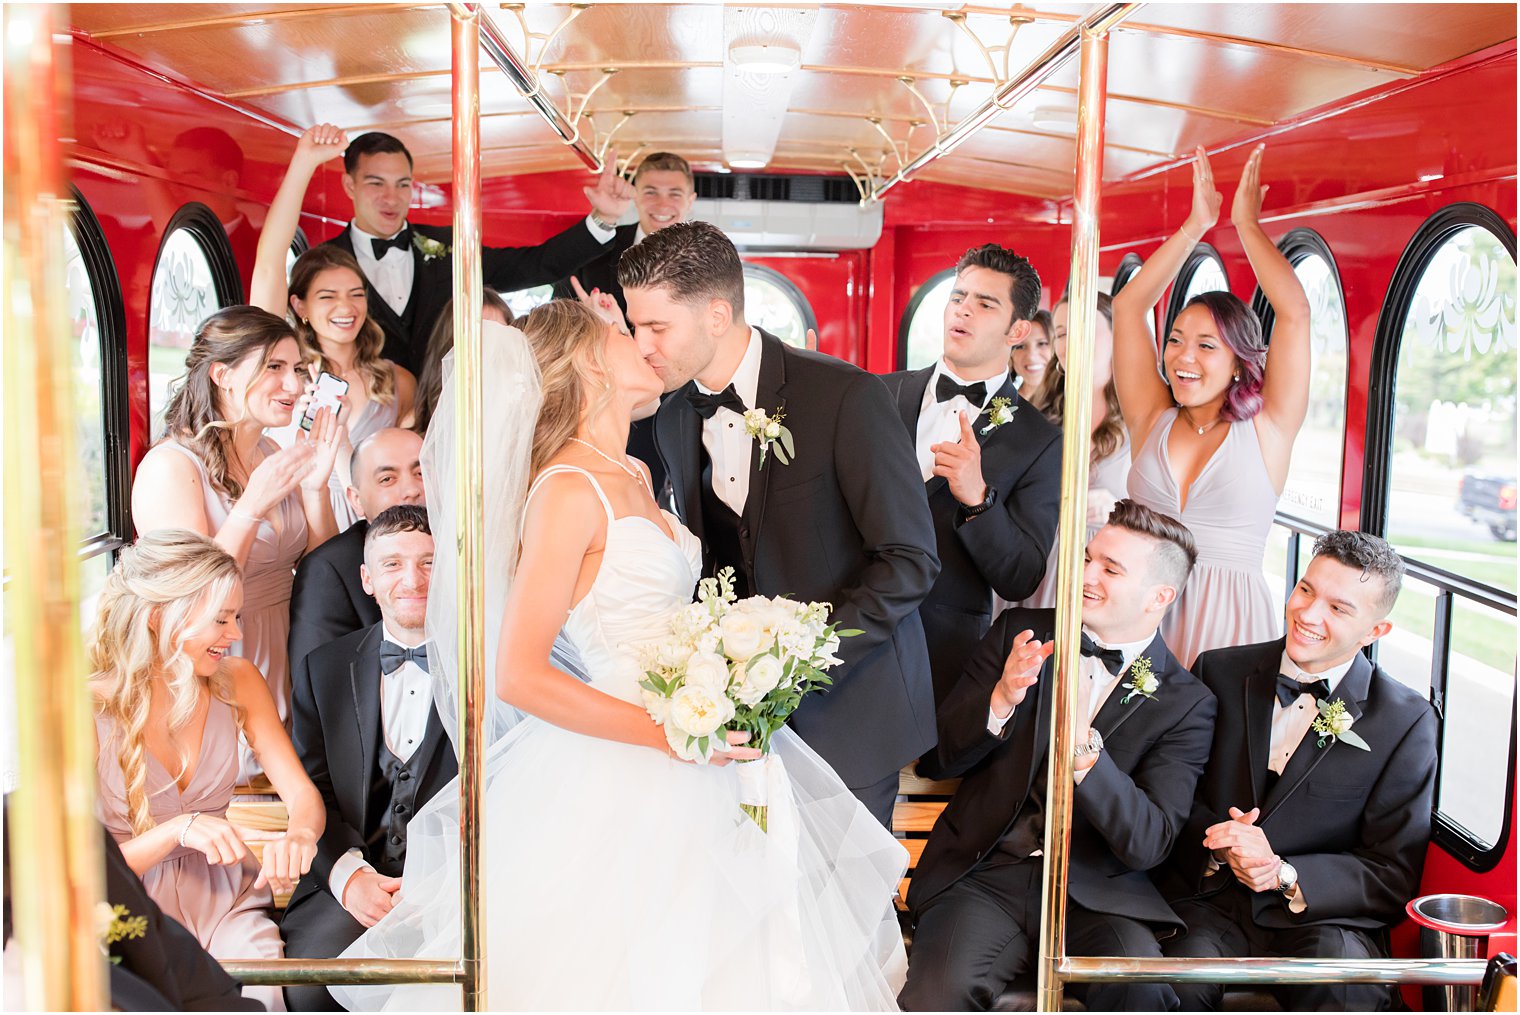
[589,213,618,231]
[1179,221,1202,243]
[177,811,201,847]
[230,507,262,523]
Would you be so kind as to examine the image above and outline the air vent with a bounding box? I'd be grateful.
[693,173,858,204]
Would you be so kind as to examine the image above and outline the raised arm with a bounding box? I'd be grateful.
[1232,144,1311,483]
[1112,147,1222,450]
[249,124,349,316]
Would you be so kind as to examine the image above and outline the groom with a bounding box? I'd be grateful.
[620,221,941,827]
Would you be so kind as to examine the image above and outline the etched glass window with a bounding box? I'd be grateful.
[1181,253,1228,303]
[742,265,814,349]
[902,271,956,370]
[1280,253,1348,524]
[149,228,220,436]
[63,223,108,537]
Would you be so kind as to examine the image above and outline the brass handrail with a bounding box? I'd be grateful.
[1063,956,1488,985]
[221,959,465,987]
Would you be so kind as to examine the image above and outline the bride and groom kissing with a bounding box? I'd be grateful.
[333,221,940,1010]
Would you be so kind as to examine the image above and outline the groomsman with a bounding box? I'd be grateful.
[322,131,633,372]
[901,501,1215,1012]
[283,506,457,1010]
[883,245,1062,705]
[288,427,425,670]
[621,221,940,828]
[1160,530,1437,1012]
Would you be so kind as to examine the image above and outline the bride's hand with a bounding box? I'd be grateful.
[707,730,763,767]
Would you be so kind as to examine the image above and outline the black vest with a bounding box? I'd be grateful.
[364,713,442,877]
[990,754,1048,864]
[699,444,752,599]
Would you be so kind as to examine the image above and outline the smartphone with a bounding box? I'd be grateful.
[300,371,349,432]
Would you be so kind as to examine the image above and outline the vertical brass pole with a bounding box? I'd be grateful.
[3,5,109,1010]
[1036,23,1112,1014]
[450,6,487,1011]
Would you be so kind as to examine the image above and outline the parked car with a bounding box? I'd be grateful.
[1457,472,1517,541]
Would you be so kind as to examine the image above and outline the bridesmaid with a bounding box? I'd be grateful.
[251,123,416,529]
[1018,292,1129,609]
[132,306,343,773]
[1112,144,1311,666]
[91,530,324,1011]
[1011,308,1055,411]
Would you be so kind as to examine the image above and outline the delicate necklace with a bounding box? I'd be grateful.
[1178,405,1223,436]
[568,437,648,490]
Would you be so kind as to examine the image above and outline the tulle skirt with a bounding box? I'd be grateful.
[333,719,908,1011]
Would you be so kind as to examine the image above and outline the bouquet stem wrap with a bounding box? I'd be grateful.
[736,755,769,832]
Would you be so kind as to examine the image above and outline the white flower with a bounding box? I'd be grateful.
[641,688,672,726]
[1327,710,1353,736]
[732,654,785,706]
[94,902,117,940]
[666,684,736,758]
[764,420,782,439]
[683,650,732,694]
[720,610,773,662]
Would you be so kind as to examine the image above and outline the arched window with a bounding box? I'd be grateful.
[148,204,240,436]
[898,269,956,370]
[503,283,555,320]
[1110,252,1143,297]
[1165,243,1229,333]
[742,264,816,349]
[287,226,309,282]
[65,189,131,602]
[1369,204,1517,867]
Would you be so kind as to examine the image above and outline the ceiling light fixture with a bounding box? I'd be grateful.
[729,41,803,75]
[726,152,770,169]
[1031,106,1080,133]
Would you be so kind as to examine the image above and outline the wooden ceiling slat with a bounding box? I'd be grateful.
[84,3,433,39]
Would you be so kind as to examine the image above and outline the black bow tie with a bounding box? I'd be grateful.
[1275,673,1329,708]
[381,641,429,675]
[371,228,413,260]
[686,384,747,420]
[1080,633,1127,676]
[936,374,987,406]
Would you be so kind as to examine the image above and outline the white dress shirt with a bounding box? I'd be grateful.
[329,625,435,901]
[349,216,618,316]
[916,360,1008,482]
[695,327,764,516]
[1268,651,1357,775]
[987,628,1153,737]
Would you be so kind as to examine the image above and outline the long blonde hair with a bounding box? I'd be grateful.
[1036,292,1127,464]
[89,531,247,835]
[288,246,395,404]
[521,300,616,476]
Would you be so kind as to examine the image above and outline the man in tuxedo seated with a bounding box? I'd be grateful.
[882,245,1063,705]
[1159,530,1437,1012]
[288,427,425,671]
[282,505,457,1010]
[900,500,1216,1012]
[322,130,631,371]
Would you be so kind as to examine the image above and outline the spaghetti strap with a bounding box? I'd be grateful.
[525,465,617,523]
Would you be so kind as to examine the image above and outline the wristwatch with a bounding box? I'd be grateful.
[590,212,619,231]
[1073,727,1105,759]
[960,484,998,520]
[1276,859,1299,895]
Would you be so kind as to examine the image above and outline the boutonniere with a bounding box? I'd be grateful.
[1119,655,1159,704]
[743,407,794,468]
[413,233,450,262]
[1311,698,1370,750]
[980,396,1017,435]
[95,902,148,963]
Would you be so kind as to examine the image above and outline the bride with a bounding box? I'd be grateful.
[334,301,907,1011]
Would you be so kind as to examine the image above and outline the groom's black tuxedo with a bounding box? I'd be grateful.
[322,218,609,374]
[654,330,941,813]
[881,368,1062,704]
[283,623,457,1010]
[1159,638,1437,1011]
[902,608,1214,1011]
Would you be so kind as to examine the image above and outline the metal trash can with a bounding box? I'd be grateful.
[1407,894,1509,1011]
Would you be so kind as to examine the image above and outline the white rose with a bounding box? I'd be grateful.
[641,688,672,726]
[1330,711,1353,736]
[720,611,772,662]
[683,650,732,694]
[764,420,782,439]
[732,654,785,706]
[667,683,735,741]
[743,408,768,430]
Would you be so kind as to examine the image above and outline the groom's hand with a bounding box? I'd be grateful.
[930,411,987,507]
[990,629,1053,718]
[342,869,403,928]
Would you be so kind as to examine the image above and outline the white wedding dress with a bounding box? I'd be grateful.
[333,463,908,1011]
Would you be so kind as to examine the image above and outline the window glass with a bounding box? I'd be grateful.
[1439,601,1516,849]
[903,272,956,371]
[1181,254,1228,303]
[502,284,554,320]
[742,265,813,349]
[149,228,220,436]
[1279,253,1348,524]
[63,224,108,537]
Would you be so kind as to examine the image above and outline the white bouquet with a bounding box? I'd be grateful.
[637,568,858,829]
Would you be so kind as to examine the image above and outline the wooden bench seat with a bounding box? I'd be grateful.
[228,783,292,910]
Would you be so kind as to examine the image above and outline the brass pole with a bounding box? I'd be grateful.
[3,5,109,1010]
[450,5,488,1011]
[1035,21,1113,1014]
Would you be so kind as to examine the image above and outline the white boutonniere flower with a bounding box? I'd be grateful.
[980,395,1017,435]
[413,233,451,262]
[95,901,147,964]
[1119,655,1159,704]
[1311,698,1370,750]
[743,407,794,467]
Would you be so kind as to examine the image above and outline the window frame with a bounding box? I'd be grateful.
[1165,242,1229,334]
[1110,252,1143,297]
[67,186,132,561]
[1364,202,1518,872]
[741,262,817,349]
[896,267,957,371]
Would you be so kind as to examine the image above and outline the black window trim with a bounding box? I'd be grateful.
[67,186,132,558]
[741,262,817,348]
[1110,251,1144,297]
[1164,242,1229,335]
[896,267,957,371]
[1363,201,1518,873]
[152,201,244,311]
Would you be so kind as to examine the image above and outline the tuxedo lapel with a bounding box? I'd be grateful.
[1243,647,1280,807]
[896,367,932,432]
[973,376,1019,449]
[1260,653,1372,822]
[349,625,383,833]
[741,332,788,547]
[673,392,705,539]
[1091,632,1169,742]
